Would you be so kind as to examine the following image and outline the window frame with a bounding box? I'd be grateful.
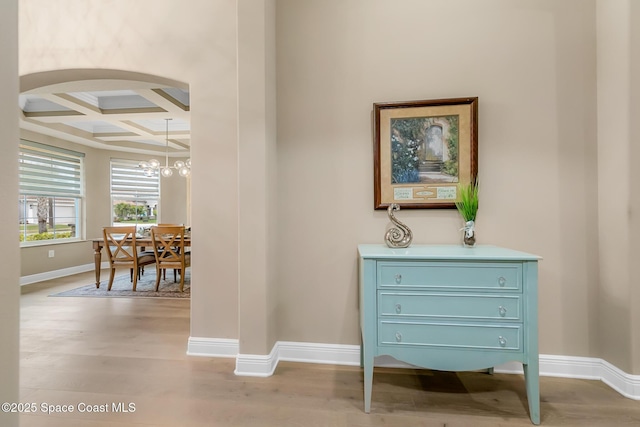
[18,140,85,246]
[109,158,160,231]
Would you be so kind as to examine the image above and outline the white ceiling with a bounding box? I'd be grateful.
[19,80,190,157]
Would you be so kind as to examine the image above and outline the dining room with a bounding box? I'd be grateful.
[18,77,192,287]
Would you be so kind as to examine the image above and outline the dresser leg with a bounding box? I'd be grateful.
[363,358,373,413]
[523,362,540,425]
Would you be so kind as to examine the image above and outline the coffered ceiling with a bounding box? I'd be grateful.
[19,80,190,157]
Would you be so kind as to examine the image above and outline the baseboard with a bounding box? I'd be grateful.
[187,337,239,358]
[20,263,99,286]
[278,341,361,366]
[196,340,640,400]
[234,343,279,377]
[493,354,640,399]
[535,355,640,400]
[601,358,640,400]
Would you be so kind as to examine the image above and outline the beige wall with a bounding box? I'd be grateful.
[597,0,631,372]
[276,0,600,354]
[0,0,19,425]
[237,0,278,354]
[597,0,640,374]
[630,0,640,375]
[16,0,640,375]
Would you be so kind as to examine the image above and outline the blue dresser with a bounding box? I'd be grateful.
[358,244,541,424]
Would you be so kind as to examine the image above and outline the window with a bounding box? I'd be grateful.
[110,159,159,229]
[19,140,84,245]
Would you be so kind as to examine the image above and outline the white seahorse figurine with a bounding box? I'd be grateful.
[384,204,413,248]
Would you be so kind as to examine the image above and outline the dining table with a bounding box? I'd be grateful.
[91,235,191,288]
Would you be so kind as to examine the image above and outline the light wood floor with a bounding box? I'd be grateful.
[19,271,640,426]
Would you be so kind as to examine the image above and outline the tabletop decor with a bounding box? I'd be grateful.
[372,97,478,210]
[455,180,479,247]
[384,203,413,248]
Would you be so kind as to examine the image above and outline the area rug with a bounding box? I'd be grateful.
[50,270,190,299]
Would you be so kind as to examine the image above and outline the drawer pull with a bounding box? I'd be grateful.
[395,332,402,342]
[395,274,402,284]
[498,306,507,317]
[395,303,402,314]
[498,276,507,286]
[498,336,507,347]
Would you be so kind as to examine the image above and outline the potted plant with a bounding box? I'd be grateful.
[455,180,479,247]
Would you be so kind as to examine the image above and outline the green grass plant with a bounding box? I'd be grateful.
[455,180,479,222]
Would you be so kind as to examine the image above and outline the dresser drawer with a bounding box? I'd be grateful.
[379,320,522,351]
[377,261,521,291]
[378,292,521,321]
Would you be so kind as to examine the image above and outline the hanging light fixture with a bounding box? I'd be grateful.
[139,118,191,178]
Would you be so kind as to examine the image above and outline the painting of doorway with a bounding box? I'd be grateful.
[373,97,478,209]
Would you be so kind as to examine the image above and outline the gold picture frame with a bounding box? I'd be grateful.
[373,97,478,209]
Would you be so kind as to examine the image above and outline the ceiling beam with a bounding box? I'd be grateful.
[135,88,189,113]
[44,93,102,115]
[26,110,189,123]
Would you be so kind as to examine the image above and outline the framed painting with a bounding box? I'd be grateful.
[373,97,478,209]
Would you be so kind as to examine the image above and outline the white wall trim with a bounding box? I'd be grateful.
[600,358,640,400]
[493,354,639,399]
[532,355,640,400]
[187,337,238,358]
[278,341,361,366]
[234,342,279,377]
[190,340,640,400]
[20,262,100,286]
[536,354,601,379]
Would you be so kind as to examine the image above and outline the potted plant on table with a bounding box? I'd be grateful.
[455,180,479,247]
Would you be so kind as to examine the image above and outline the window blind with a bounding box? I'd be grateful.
[19,140,84,197]
[110,158,160,199]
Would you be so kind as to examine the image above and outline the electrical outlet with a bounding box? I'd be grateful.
[48,250,55,258]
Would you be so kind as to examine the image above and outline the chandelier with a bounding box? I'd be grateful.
[139,118,191,178]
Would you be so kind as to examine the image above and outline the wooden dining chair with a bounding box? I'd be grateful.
[103,226,156,291]
[154,224,185,279]
[150,225,191,292]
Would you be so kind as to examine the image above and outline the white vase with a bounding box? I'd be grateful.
[462,220,476,247]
